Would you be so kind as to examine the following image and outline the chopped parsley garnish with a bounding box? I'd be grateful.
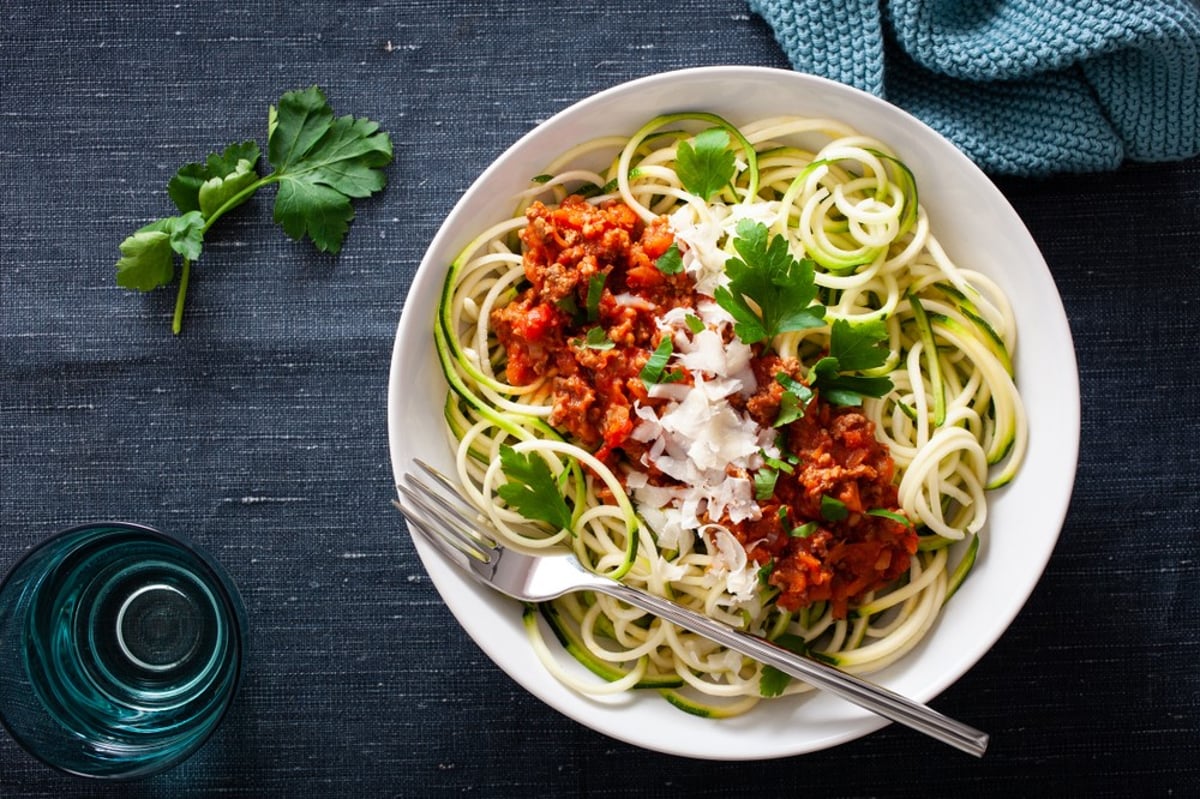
[676,127,736,201]
[754,468,779,500]
[655,242,685,275]
[555,294,583,323]
[758,633,810,697]
[790,521,819,538]
[774,371,814,426]
[756,558,775,587]
[714,220,826,347]
[496,445,574,531]
[575,327,614,350]
[116,86,392,335]
[585,272,607,321]
[867,508,911,526]
[760,450,795,474]
[820,495,849,522]
[684,313,705,334]
[639,336,684,385]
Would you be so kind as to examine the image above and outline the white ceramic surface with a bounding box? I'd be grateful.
[388,66,1079,759]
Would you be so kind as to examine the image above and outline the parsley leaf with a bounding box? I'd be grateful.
[820,495,849,522]
[676,127,736,201]
[586,272,607,321]
[655,242,685,275]
[575,327,614,350]
[760,450,794,474]
[790,521,819,538]
[168,141,261,218]
[808,318,894,405]
[713,220,826,346]
[684,313,705,334]
[867,508,911,526]
[555,294,583,324]
[639,336,675,385]
[754,468,779,500]
[269,86,393,253]
[759,633,810,697]
[114,212,207,291]
[773,371,814,426]
[830,317,890,371]
[115,228,173,291]
[496,445,574,531]
[759,666,789,698]
[756,558,775,587]
[115,86,392,335]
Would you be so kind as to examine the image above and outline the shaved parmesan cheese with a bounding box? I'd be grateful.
[668,208,727,296]
[627,287,782,535]
[612,291,655,311]
[620,210,798,599]
[657,301,756,396]
[668,200,783,296]
[677,328,728,375]
[708,475,757,524]
[661,381,756,466]
[706,647,750,675]
[646,382,692,402]
[639,505,685,552]
[701,525,761,604]
[706,525,747,572]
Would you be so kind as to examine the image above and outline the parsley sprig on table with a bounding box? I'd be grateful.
[115,86,393,334]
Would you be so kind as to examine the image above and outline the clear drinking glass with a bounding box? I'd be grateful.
[0,521,246,779]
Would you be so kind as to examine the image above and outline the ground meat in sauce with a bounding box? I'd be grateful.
[737,352,916,615]
[491,195,916,617]
[491,195,688,457]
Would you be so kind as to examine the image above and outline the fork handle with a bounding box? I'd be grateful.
[591,580,988,757]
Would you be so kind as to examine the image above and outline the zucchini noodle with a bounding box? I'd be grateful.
[433,112,1027,716]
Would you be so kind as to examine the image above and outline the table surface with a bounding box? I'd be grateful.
[3,1,1198,796]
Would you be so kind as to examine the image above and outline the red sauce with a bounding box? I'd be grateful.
[492,196,916,617]
[739,352,916,616]
[492,196,690,460]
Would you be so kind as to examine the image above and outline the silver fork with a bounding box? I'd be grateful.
[394,459,988,757]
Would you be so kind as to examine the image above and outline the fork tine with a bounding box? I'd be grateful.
[395,478,494,562]
[414,458,553,543]
[413,459,472,503]
[392,499,476,566]
[403,467,498,549]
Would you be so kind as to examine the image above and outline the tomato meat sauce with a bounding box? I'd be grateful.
[492,195,916,617]
[492,195,686,460]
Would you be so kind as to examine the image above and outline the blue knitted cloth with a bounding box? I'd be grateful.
[747,0,1200,176]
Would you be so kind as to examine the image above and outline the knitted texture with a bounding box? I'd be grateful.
[748,0,1200,176]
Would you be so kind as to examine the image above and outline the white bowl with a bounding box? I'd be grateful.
[388,66,1079,759]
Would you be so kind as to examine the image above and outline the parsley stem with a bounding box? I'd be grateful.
[171,175,274,335]
[173,258,191,336]
[199,175,277,235]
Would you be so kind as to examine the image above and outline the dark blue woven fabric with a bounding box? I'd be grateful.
[748,0,1200,175]
[1,1,1198,796]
